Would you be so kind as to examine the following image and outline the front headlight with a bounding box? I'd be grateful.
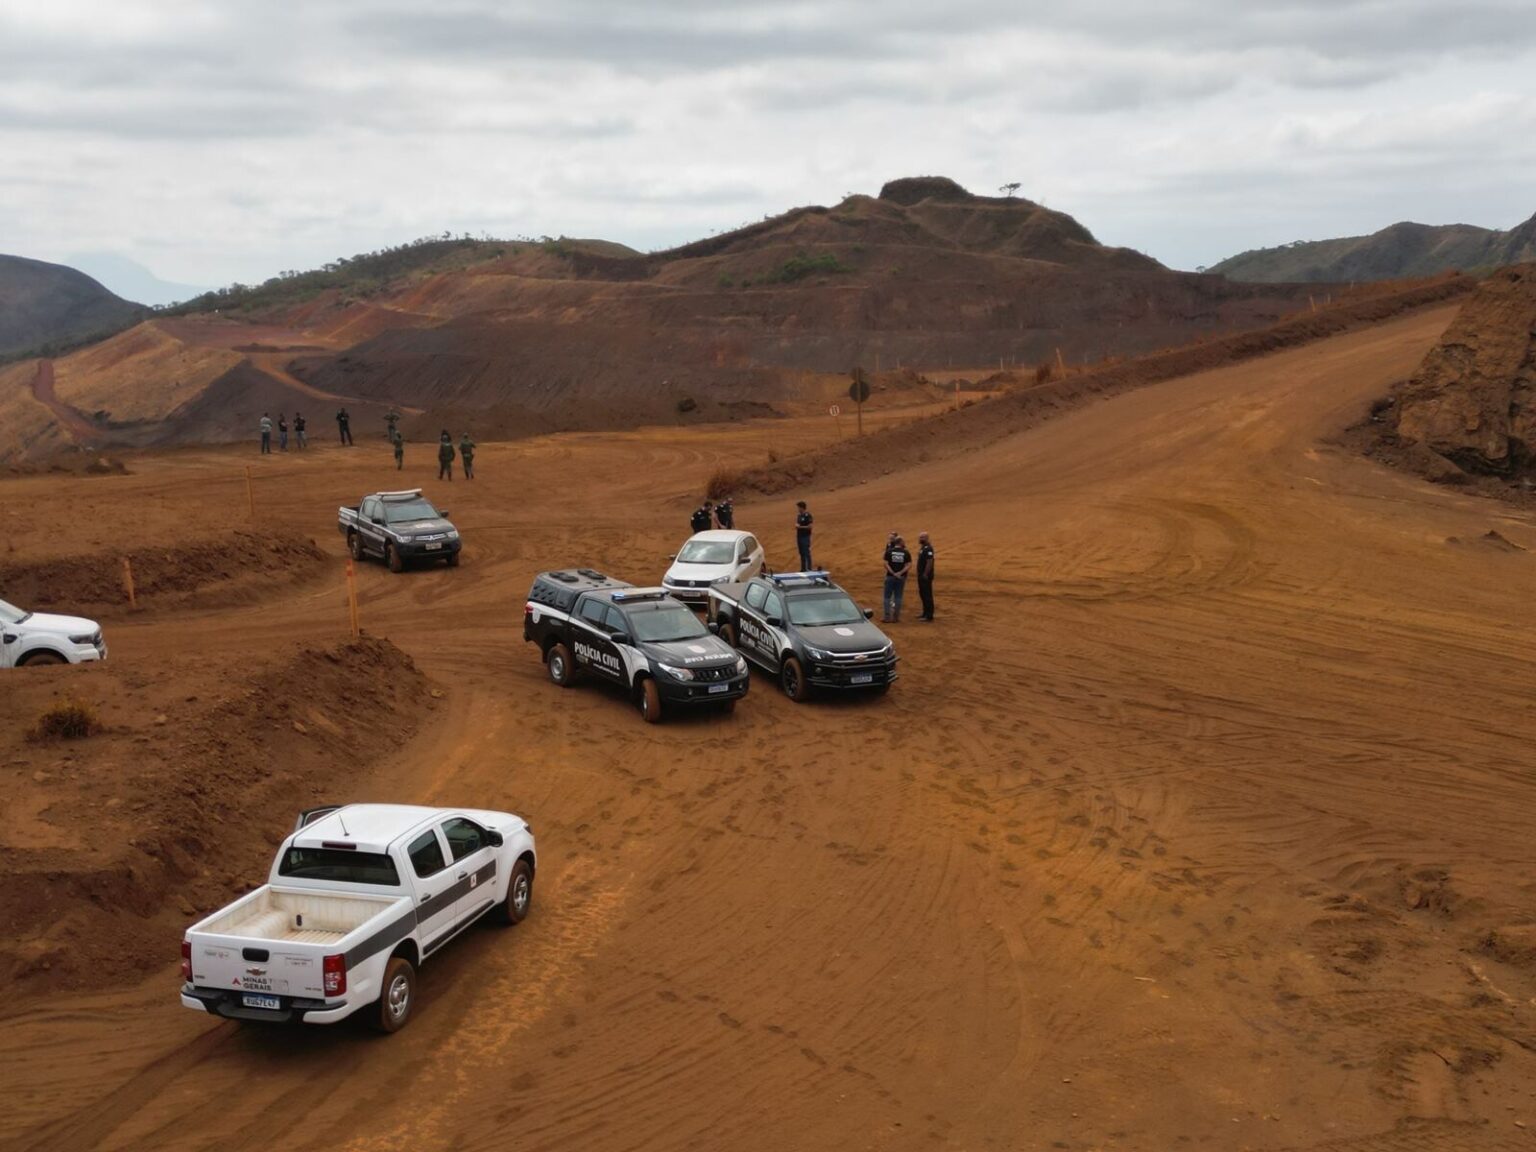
[657,663,695,681]
[735,656,748,675]
[804,646,831,661]
[69,633,95,644]
[446,529,460,541]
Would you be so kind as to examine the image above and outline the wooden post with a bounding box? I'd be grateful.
[954,381,960,411]
[245,465,255,520]
[345,558,360,637]
[121,557,137,609]
[856,393,864,437]
[1056,347,1066,375]
[1309,294,1317,313]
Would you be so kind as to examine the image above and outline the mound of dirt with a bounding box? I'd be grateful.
[1391,264,1536,479]
[0,636,432,996]
[739,274,1476,494]
[0,530,327,614]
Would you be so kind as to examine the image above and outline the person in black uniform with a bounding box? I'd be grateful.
[691,502,712,533]
[795,501,813,571]
[336,407,353,446]
[917,532,936,621]
[715,497,734,530]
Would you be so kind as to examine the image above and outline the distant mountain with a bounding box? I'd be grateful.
[64,253,209,307]
[0,255,147,358]
[1210,212,1536,283]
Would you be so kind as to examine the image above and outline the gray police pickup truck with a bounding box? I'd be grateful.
[339,489,461,572]
[708,571,897,701]
[524,569,750,723]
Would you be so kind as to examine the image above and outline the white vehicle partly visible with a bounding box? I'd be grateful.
[661,530,767,606]
[181,803,536,1034]
[0,597,106,667]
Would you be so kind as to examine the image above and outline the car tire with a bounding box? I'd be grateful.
[638,677,663,724]
[446,550,460,568]
[547,643,575,687]
[498,858,534,925]
[781,655,810,702]
[719,623,738,650]
[347,531,364,562]
[22,651,67,666]
[386,543,404,573]
[372,955,415,1034]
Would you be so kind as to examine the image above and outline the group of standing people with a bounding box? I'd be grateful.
[433,430,476,481]
[689,497,735,533]
[789,500,935,622]
[258,411,309,453]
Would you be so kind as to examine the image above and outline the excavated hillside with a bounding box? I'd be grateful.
[1383,264,1536,482]
[4,177,1331,461]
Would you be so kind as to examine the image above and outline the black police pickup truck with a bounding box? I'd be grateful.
[524,569,750,723]
[708,571,897,701]
[338,489,461,571]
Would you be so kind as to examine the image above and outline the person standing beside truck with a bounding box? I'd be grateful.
[883,534,912,623]
[459,432,476,480]
[691,502,712,534]
[716,497,734,529]
[294,411,307,448]
[437,430,455,481]
[795,501,813,571]
[916,532,936,621]
[259,412,272,454]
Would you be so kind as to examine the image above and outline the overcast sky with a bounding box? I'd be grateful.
[1,0,1533,298]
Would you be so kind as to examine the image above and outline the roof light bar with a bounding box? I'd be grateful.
[378,489,424,500]
[610,588,672,602]
[769,570,832,585]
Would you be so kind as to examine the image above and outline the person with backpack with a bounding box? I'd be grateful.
[437,430,455,480]
[459,432,476,480]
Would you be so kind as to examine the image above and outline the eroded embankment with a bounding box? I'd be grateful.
[0,637,433,998]
[738,274,1476,495]
[0,529,328,615]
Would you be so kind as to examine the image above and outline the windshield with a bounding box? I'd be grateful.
[677,540,735,564]
[628,604,710,643]
[0,598,30,625]
[278,847,401,887]
[787,594,864,627]
[383,499,440,524]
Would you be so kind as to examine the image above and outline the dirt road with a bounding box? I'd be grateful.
[5,304,1536,1151]
[27,360,99,445]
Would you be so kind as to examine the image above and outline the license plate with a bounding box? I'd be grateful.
[850,673,874,685]
[707,683,730,694]
[242,993,281,1010]
[424,542,442,551]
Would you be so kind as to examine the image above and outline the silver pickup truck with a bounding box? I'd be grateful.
[180,804,535,1033]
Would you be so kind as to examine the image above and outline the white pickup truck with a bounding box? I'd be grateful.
[180,803,536,1033]
[1,596,107,667]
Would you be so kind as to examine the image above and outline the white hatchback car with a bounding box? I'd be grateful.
[662,530,767,605]
[0,597,107,667]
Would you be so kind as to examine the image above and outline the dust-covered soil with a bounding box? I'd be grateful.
[3,302,1536,1152]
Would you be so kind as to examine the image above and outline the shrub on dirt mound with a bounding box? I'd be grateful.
[0,530,326,611]
[1393,264,1536,479]
[0,636,432,994]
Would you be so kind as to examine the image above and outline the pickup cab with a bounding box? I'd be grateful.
[1,596,107,667]
[523,568,749,723]
[339,489,461,572]
[180,803,535,1033]
[709,571,897,701]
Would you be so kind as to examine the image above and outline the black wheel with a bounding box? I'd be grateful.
[347,531,364,562]
[719,623,738,650]
[446,550,460,568]
[499,858,534,925]
[547,643,575,687]
[371,955,415,1034]
[781,655,810,702]
[22,651,67,667]
[386,543,404,573]
[638,677,663,724]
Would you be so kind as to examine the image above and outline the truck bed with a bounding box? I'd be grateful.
[197,888,400,944]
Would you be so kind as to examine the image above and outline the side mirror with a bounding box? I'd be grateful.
[666,554,677,561]
[438,510,450,518]
[864,608,874,619]
[766,616,782,628]
[370,516,384,526]
[485,830,504,848]
[611,631,632,646]
[707,621,721,635]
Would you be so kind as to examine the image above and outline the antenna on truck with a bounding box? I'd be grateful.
[338,810,350,837]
